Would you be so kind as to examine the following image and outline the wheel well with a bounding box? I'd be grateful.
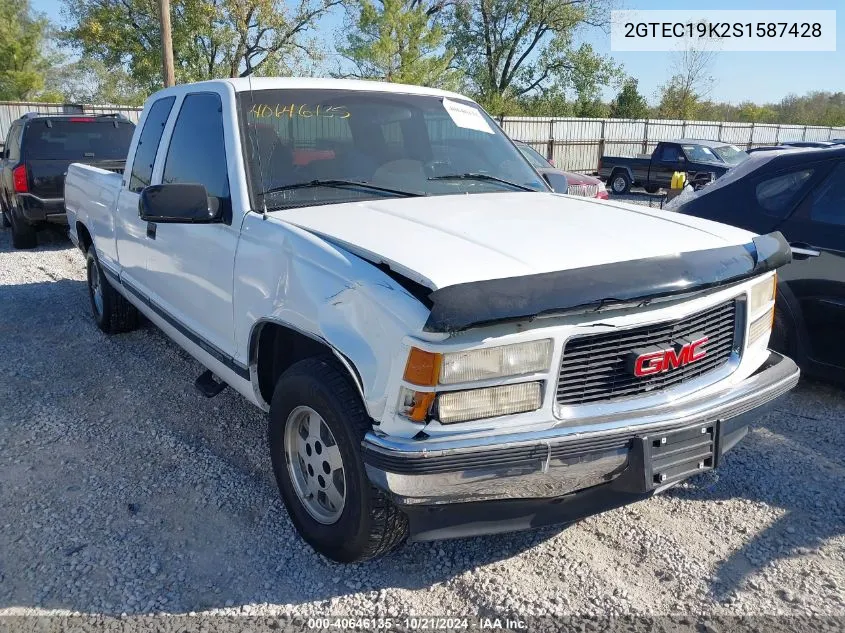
[610,168,630,182]
[76,222,93,253]
[253,322,353,406]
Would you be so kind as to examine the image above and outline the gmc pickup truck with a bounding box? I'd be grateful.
[65,79,799,563]
[598,139,749,195]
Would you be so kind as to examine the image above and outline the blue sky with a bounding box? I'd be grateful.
[32,0,843,105]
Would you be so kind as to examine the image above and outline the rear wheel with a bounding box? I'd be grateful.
[9,207,36,249]
[644,184,660,194]
[86,249,139,334]
[610,171,631,195]
[269,356,408,562]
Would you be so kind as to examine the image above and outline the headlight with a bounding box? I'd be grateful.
[440,339,552,384]
[403,340,553,386]
[749,274,776,315]
[437,382,543,424]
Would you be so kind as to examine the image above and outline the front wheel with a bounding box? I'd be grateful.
[610,171,631,195]
[269,357,408,562]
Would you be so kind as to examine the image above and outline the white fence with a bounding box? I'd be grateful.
[500,117,845,173]
[3,102,843,174]
[0,102,143,141]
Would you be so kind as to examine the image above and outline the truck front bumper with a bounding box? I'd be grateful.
[362,351,799,541]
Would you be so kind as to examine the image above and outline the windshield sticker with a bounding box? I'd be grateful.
[441,98,494,134]
[249,103,350,119]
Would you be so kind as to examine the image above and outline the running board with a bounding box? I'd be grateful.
[194,369,228,398]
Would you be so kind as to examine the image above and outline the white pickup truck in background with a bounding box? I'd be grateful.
[65,78,799,562]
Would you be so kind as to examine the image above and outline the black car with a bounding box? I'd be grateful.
[0,113,135,248]
[673,146,845,383]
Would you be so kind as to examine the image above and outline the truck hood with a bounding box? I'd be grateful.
[273,192,755,290]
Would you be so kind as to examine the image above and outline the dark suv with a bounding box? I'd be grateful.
[0,113,135,248]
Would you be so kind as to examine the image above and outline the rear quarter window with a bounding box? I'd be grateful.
[755,168,814,218]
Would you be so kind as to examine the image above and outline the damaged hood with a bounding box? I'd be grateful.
[274,192,756,290]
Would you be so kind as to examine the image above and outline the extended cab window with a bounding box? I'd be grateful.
[659,145,682,162]
[810,162,845,226]
[162,93,230,213]
[129,97,175,192]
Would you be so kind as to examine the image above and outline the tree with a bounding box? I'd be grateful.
[61,0,341,92]
[0,0,55,100]
[338,0,459,88]
[610,78,648,119]
[448,0,619,110]
[656,47,715,120]
[44,58,148,105]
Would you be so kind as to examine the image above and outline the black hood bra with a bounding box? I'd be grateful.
[423,231,792,333]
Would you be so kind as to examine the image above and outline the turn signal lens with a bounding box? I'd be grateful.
[437,382,543,424]
[398,388,436,422]
[403,348,442,386]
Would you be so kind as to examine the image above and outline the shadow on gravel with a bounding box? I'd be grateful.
[0,273,556,616]
[0,247,842,616]
[0,225,72,252]
[667,379,845,602]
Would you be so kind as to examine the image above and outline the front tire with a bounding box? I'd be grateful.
[269,357,408,562]
[86,249,139,334]
[610,171,631,195]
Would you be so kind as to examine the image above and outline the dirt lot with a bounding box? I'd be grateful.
[0,225,843,620]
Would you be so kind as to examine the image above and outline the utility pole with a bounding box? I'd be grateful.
[159,0,175,87]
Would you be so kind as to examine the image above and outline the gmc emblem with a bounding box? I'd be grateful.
[631,337,709,377]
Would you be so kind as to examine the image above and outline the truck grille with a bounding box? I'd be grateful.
[556,300,739,406]
[567,184,599,198]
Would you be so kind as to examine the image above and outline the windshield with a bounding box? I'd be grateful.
[711,144,750,165]
[23,119,135,160]
[515,141,551,169]
[238,90,547,210]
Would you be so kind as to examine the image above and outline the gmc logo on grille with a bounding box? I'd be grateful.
[631,337,709,377]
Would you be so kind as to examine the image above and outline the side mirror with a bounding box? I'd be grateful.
[138,183,221,223]
[542,172,569,193]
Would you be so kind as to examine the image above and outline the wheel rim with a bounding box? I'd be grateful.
[89,260,104,317]
[284,405,346,524]
[612,176,626,193]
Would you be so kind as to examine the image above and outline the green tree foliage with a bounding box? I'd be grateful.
[610,78,648,119]
[0,0,55,100]
[45,58,148,105]
[656,48,714,120]
[338,0,458,88]
[61,0,339,92]
[448,0,619,111]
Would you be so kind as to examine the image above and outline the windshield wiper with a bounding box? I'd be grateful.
[428,172,536,192]
[262,179,426,198]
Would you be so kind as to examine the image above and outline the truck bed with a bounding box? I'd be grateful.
[65,163,124,271]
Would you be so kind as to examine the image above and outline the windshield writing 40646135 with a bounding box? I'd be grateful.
[249,103,350,119]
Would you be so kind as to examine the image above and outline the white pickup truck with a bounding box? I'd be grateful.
[65,78,799,562]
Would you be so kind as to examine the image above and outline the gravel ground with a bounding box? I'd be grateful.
[0,224,844,622]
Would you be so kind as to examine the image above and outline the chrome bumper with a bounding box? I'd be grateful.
[363,352,799,507]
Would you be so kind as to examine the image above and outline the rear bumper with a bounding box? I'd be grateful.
[16,194,66,224]
[363,351,799,540]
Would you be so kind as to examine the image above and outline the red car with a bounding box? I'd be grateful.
[514,140,609,199]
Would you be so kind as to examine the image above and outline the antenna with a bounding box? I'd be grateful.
[247,72,269,220]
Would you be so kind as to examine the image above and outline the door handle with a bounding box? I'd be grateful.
[790,242,820,259]
[146,222,157,240]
